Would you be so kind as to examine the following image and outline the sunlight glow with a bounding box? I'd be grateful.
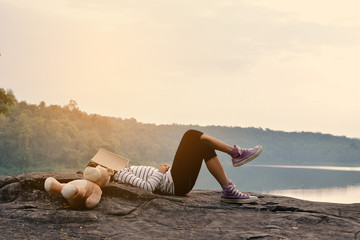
[1,0,360,138]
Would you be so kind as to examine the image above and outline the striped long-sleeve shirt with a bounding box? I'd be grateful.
[113,166,175,195]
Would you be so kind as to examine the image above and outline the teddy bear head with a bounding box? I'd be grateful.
[83,164,114,187]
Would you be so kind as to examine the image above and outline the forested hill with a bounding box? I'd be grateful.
[1,100,360,174]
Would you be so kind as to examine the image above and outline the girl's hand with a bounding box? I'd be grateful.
[159,164,171,173]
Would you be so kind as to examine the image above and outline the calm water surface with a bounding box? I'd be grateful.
[253,165,360,172]
[268,185,360,204]
[254,165,360,204]
[196,164,360,204]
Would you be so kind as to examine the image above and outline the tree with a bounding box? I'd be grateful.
[66,99,78,111]
[0,88,16,114]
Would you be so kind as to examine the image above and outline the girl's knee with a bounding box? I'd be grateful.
[183,129,203,139]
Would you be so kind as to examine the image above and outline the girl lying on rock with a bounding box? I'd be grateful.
[113,129,262,203]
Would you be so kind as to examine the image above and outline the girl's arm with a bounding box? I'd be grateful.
[115,166,164,192]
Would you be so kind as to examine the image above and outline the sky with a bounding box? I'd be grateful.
[1,0,360,138]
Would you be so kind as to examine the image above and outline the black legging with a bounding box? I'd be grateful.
[171,129,217,196]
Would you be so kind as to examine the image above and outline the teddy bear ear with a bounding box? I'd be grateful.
[107,168,115,176]
[88,162,98,168]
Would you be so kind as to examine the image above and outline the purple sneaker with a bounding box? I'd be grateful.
[221,181,258,204]
[230,145,263,167]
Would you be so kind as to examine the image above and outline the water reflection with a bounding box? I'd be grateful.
[252,165,360,172]
[268,185,360,204]
[195,163,360,204]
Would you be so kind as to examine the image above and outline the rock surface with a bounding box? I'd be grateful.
[1,172,360,240]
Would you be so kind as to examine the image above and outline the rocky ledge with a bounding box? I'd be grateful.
[0,172,360,240]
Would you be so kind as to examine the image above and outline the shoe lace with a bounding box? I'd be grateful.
[242,147,255,153]
[240,146,259,157]
[228,183,249,198]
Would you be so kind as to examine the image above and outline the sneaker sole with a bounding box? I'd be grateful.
[220,196,258,204]
[233,145,263,167]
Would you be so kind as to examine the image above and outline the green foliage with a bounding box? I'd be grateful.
[0,97,187,174]
[0,88,16,114]
[0,91,360,175]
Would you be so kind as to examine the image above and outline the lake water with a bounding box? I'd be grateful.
[251,165,360,172]
[268,184,360,204]
[256,165,360,204]
[194,164,360,204]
